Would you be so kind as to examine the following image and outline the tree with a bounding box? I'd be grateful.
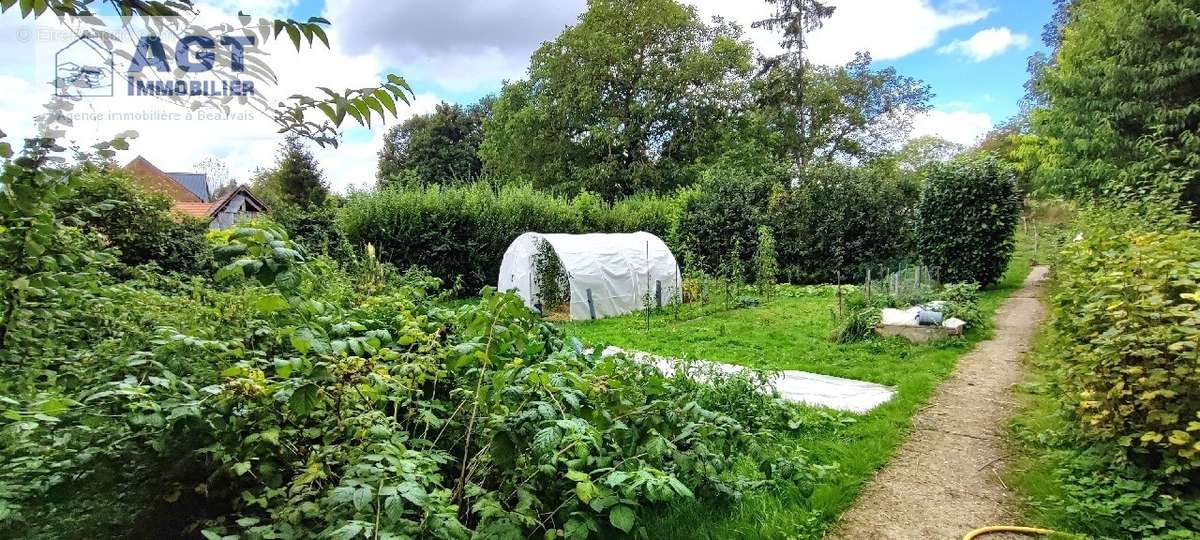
[1023,0,1200,217]
[193,157,236,199]
[896,136,963,173]
[480,0,754,199]
[756,52,932,167]
[274,136,329,209]
[377,98,491,188]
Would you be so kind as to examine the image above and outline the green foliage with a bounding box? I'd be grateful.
[480,0,754,198]
[533,239,570,315]
[272,203,353,261]
[916,156,1021,286]
[58,167,213,275]
[755,53,933,168]
[1,159,811,539]
[377,98,491,188]
[337,183,583,294]
[1049,209,1200,477]
[753,226,779,299]
[275,135,330,209]
[1023,0,1200,218]
[767,165,918,283]
[676,168,775,279]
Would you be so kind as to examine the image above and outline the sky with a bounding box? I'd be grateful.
[0,0,1055,193]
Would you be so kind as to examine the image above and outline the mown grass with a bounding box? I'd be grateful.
[558,238,1034,538]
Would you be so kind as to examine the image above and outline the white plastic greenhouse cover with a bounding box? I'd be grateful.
[497,232,682,320]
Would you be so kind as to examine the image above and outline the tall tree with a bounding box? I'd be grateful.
[480,0,754,199]
[377,98,492,188]
[752,0,835,169]
[274,136,329,209]
[1023,0,1200,217]
[758,53,932,166]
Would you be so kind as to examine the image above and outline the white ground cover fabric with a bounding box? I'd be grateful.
[598,346,895,414]
[497,232,681,320]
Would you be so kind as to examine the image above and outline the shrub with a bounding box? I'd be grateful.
[676,169,773,279]
[753,226,778,299]
[767,165,917,284]
[1051,210,1200,477]
[337,183,581,294]
[533,238,570,315]
[58,167,212,275]
[916,156,1021,286]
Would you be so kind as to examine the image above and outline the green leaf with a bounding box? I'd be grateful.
[289,383,320,416]
[609,504,635,533]
[254,293,289,314]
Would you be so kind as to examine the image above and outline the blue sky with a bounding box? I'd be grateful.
[0,0,1055,191]
[887,1,1054,123]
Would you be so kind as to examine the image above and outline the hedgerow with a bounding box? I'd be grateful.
[1014,206,1200,538]
[916,156,1021,286]
[1051,210,1200,475]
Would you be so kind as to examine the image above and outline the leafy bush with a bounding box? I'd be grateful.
[58,167,212,275]
[1,152,813,539]
[753,226,778,299]
[916,156,1021,286]
[767,165,917,284]
[1050,210,1200,477]
[533,238,570,315]
[338,183,582,294]
[675,169,773,279]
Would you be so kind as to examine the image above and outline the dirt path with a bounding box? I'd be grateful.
[828,266,1049,540]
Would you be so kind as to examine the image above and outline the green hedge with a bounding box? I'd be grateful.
[767,165,917,284]
[916,156,1021,286]
[1051,210,1200,476]
[338,183,579,293]
[338,170,928,294]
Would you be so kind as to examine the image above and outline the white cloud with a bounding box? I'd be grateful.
[322,0,585,93]
[0,9,440,193]
[937,27,1029,61]
[685,0,990,65]
[910,108,994,146]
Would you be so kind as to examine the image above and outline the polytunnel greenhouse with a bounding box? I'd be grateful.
[497,232,682,320]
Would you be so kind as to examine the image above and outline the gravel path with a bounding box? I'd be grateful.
[828,266,1049,540]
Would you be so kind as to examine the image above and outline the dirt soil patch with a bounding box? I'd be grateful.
[828,266,1049,539]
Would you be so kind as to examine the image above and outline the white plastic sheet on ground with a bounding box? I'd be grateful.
[598,346,895,414]
[497,232,681,320]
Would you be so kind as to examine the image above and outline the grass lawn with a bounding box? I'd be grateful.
[557,238,1034,538]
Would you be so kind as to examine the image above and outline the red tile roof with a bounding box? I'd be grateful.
[124,156,203,203]
[173,202,214,218]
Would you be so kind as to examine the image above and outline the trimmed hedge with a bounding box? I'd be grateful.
[338,183,579,293]
[338,169,930,294]
[767,165,917,283]
[916,156,1021,286]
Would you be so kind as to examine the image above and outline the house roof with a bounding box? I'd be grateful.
[208,184,269,216]
[124,156,202,203]
[165,172,210,202]
[174,202,214,218]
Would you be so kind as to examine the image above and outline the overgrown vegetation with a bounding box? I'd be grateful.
[1002,1,1200,536]
[533,239,571,316]
[0,142,818,538]
[562,243,1034,538]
